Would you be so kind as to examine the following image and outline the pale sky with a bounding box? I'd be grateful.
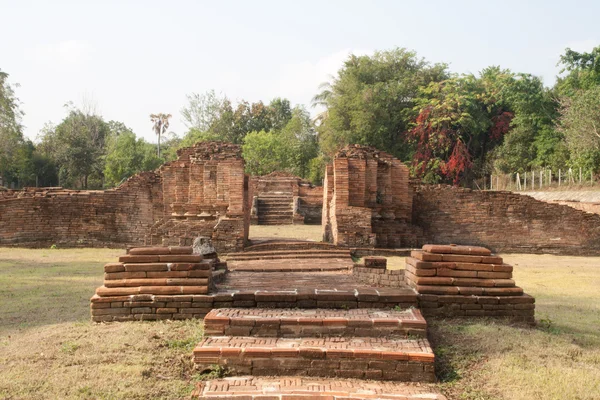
[1,0,598,143]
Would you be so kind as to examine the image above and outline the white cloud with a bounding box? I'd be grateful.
[24,40,91,68]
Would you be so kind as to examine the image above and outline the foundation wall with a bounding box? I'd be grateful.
[413,185,600,255]
[0,172,162,248]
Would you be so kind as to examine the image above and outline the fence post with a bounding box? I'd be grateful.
[559,169,561,186]
[524,172,527,189]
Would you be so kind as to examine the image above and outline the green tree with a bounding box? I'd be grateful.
[38,107,110,188]
[314,48,449,159]
[104,128,162,187]
[556,46,600,96]
[0,69,27,187]
[558,85,600,174]
[150,113,171,157]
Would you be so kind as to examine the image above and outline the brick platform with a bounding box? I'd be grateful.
[192,377,447,399]
[406,245,535,322]
[91,246,217,322]
[227,249,352,261]
[193,336,435,382]
[228,258,352,272]
[204,308,427,337]
[214,271,418,309]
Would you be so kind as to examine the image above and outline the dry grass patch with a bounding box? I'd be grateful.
[431,254,600,400]
[1,246,599,400]
[0,248,205,399]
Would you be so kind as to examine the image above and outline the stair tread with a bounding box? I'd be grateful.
[205,307,426,326]
[194,336,434,360]
[193,376,446,399]
[232,250,350,256]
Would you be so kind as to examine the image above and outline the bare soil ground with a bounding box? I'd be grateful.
[1,233,599,399]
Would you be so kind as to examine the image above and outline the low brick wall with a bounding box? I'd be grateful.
[0,172,162,248]
[413,185,600,255]
[353,265,406,288]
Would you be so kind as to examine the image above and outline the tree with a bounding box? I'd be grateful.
[242,106,319,179]
[104,128,162,187]
[559,85,600,173]
[38,107,110,188]
[0,69,26,187]
[556,46,600,96]
[150,113,171,157]
[313,48,449,159]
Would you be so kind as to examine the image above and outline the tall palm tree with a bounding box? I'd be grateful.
[150,113,171,157]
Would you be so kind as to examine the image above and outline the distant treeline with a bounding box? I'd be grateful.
[1,46,599,189]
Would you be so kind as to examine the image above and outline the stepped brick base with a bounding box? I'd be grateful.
[193,336,435,382]
[204,308,427,337]
[418,293,535,321]
[90,294,214,322]
[192,377,447,399]
[406,245,535,322]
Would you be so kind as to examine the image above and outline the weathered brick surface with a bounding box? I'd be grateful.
[91,246,220,321]
[413,185,600,255]
[193,336,435,382]
[0,142,250,254]
[192,377,447,399]
[405,245,535,322]
[0,172,162,248]
[322,145,422,249]
[204,308,427,337]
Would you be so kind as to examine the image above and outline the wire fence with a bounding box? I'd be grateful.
[475,168,597,191]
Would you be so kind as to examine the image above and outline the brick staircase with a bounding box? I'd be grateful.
[192,275,443,398]
[256,194,294,225]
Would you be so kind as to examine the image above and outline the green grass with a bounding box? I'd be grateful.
[1,246,599,399]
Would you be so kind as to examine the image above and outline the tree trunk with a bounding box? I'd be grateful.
[157,129,161,158]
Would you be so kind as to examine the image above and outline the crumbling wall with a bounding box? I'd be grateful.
[322,145,421,248]
[0,142,249,253]
[0,172,162,248]
[148,142,249,253]
[413,185,600,255]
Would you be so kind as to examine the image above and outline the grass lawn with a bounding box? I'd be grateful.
[1,245,599,399]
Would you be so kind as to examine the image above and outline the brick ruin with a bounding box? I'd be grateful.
[250,171,322,225]
[322,145,421,248]
[147,142,249,253]
[0,141,249,253]
[1,140,600,255]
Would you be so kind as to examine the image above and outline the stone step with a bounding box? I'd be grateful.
[232,249,351,257]
[227,252,351,262]
[204,308,427,337]
[257,208,293,213]
[192,376,447,399]
[244,241,341,252]
[227,260,351,272]
[193,336,435,382]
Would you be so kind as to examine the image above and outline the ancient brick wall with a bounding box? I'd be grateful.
[148,142,249,253]
[0,141,249,253]
[0,172,162,247]
[322,145,421,248]
[413,185,600,255]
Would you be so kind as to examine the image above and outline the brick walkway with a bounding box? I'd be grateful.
[193,376,447,399]
[227,257,353,272]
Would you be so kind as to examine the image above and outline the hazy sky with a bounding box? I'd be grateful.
[1,0,598,142]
